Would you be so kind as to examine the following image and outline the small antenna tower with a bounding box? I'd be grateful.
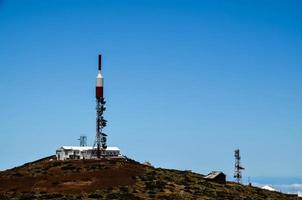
[234,149,245,183]
[78,135,87,147]
[248,176,252,186]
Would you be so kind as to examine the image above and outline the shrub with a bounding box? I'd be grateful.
[61,165,76,171]
[88,193,103,198]
[0,194,9,200]
[12,172,23,177]
[40,192,64,199]
[19,193,35,200]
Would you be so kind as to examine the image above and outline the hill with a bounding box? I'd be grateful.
[0,156,300,200]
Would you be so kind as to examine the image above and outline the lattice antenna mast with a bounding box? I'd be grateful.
[78,135,87,147]
[95,54,107,158]
[234,149,244,183]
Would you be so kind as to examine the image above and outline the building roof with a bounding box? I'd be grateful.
[58,146,120,151]
[204,171,225,179]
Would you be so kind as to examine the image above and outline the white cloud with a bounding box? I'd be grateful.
[262,185,276,191]
[253,182,302,195]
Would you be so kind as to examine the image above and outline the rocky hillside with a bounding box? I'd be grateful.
[0,156,300,200]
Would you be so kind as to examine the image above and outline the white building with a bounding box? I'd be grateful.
[56,146,121,160]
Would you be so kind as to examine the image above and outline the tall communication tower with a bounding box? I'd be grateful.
[234,149,245,183]
[95,54,107,158]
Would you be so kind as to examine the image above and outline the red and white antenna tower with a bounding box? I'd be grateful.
[95,54,107,158]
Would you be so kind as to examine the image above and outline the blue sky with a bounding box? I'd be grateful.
[0,0,301,181]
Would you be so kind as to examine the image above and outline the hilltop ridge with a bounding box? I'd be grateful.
[0,157,300,200]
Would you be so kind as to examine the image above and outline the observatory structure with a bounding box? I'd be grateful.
[56,54,121,160]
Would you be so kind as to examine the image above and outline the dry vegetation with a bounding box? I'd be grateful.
[0,156,300,200]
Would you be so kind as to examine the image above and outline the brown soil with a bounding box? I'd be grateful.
[0,156,300,200]
[0,156,145,194]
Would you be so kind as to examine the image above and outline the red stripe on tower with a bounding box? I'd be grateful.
[96,87,103,99]
[96,54,104,99]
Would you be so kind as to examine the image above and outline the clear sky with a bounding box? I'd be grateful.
[0,0,301,180]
